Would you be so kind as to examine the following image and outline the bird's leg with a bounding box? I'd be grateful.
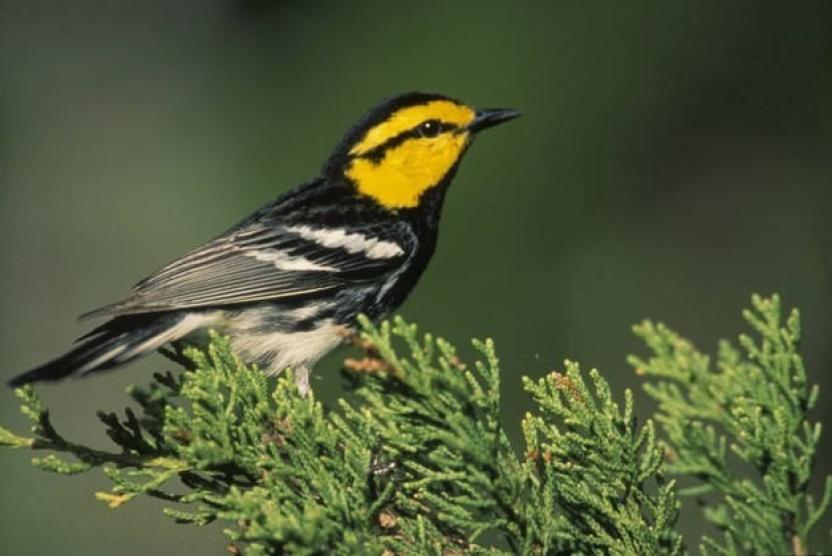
[294,366,310,397]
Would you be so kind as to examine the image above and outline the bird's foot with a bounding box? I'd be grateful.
[294,366,310,396]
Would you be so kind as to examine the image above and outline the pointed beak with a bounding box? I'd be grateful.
[467,107,522,133]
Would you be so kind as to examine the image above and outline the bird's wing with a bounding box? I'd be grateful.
[82,221,413,319]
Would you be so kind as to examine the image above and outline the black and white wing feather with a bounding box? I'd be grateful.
[82,221,413,319]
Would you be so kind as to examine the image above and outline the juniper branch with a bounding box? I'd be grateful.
[630,294,831,554]
[1,294,829,555]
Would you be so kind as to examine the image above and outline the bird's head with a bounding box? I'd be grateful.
[325,92,520,210]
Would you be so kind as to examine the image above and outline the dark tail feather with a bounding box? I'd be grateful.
[8,314,190,387]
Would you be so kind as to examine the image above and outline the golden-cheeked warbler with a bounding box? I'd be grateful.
[9,92,520,392]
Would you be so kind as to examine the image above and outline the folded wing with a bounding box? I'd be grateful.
[82,222,412,319]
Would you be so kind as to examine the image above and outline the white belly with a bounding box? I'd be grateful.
[176,303,349,394]
[228,317,346,376]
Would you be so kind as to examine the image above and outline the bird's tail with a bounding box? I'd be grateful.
[8,313,214,387]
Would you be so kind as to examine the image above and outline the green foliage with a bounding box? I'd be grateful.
[1,295,829,554]
[629,294,832,555]
[521,364,680,554]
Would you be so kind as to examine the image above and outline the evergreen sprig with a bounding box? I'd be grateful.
[629,294,832,555]
[1,295,829,554]
[521,363,681,554]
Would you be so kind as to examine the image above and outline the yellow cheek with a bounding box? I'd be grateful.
[347,134,470,209]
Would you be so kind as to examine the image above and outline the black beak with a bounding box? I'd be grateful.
[467,108,522,133]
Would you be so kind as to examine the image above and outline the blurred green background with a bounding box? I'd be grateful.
[1,1,830,553]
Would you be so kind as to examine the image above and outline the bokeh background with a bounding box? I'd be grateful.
[1,1,830,553]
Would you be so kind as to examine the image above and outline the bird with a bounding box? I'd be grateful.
[8,92,520,393]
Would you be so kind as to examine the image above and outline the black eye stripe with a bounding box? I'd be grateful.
[431,121,457,134]
[358,121,459,163]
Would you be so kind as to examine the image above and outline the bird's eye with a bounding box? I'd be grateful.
[418,119,442,138]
